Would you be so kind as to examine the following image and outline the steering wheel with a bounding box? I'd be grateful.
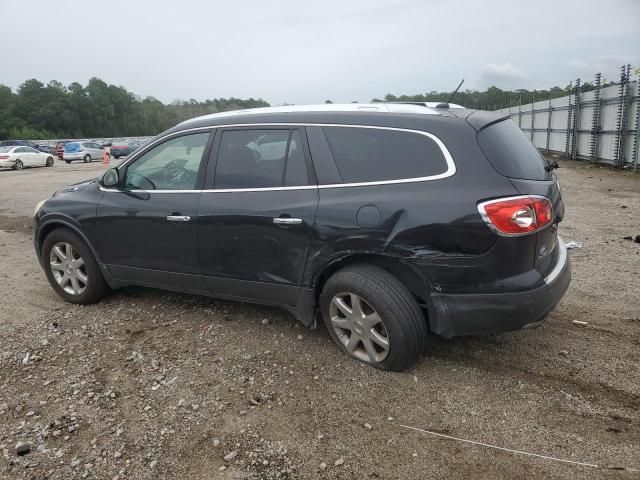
[163,159,196,188]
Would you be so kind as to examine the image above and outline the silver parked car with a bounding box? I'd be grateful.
[63,141,107,164]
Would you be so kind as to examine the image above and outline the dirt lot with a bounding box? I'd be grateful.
[0,159,639,479]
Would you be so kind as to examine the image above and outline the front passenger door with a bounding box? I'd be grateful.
[16,147,34,167]
[91,130,213,292]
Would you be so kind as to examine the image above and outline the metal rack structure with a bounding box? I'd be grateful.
[494,66,639,172]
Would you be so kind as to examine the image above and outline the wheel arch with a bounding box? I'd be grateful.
[312,253,433,319]
[37,219,103,266]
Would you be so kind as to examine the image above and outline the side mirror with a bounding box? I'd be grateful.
[101,167,120,188]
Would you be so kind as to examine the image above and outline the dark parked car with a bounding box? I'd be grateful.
[36,144,56,154]
[33,103,570,371]
[0,139,39,149]
[110,141,140,159]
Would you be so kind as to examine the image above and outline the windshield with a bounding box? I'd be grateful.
[64,142,82,152]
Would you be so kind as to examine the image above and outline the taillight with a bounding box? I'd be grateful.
[478,195,553,236]
[0,155,8,159]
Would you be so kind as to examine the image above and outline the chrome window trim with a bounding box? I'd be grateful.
[106,123,456,194]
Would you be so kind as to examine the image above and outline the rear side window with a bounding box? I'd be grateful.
[322,126,448,183]
[477,120,549,180]
[215,129,308,189]
[65,142,81,152]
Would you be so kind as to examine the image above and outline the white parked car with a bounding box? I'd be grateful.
[0,146,55,170]
[63,141,107,164]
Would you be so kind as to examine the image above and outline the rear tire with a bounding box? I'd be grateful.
[42,228,109,304]
[83,154,90,163]
[13,159,23,170]
[65,160,71,164]
[320,264,427,371]
[46,156,54,167]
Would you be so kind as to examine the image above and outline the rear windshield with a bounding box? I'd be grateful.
[477,120,549,180]
[0,146,12,153]
[65,142,82,152]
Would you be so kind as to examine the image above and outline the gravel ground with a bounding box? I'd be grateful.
[0,159,639,479]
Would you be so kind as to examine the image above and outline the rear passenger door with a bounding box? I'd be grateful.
[197,127,319,306]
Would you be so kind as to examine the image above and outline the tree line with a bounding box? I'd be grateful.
[0,78,269,140]
[371,81,612,111]
[0,77,613,140]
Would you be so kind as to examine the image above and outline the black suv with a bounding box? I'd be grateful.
[34,103,570,371]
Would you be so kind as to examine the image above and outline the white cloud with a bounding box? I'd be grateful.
[567,55,635,81]
[479,63,527,88]
[568,59,589,69]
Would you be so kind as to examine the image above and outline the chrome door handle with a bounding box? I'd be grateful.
[167,215,191,222]
[273,217,303,225]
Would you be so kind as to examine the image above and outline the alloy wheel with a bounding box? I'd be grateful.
[329,292,390,363]
[14,160,23,170]
[49,242,88,295]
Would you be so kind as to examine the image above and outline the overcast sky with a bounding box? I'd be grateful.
[1,0,637,105]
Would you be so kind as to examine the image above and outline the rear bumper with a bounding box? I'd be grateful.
[0,160,16,168]
[429,238,571,338]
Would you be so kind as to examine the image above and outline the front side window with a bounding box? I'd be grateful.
[214,129,308,189]
[323,126,449,183]
[124,132,209,190]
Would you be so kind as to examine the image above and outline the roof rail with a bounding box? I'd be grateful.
[179,103,446,125]
[389,101,464,109]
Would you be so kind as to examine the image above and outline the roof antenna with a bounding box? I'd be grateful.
[436,78,465,108]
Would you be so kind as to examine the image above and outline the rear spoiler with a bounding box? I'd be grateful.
[464,110,511,132]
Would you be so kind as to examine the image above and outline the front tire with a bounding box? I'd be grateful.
[46,156,54,167]
[42,228,109,304]
[320,264,427,371]
[83,154,91,163]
